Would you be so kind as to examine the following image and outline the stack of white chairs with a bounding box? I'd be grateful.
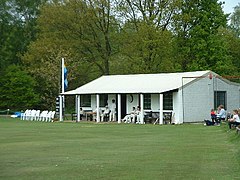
[29,109,37,121]
[21,109,28,120]
[47,111,55,122]
[33,110,41,121]
[21,109,32,120]
[43,111,52,122]
[44,111,53,122]
[20,109,56,122]
[39,110,48,121]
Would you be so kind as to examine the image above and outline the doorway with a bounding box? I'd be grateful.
[121,94,126,119]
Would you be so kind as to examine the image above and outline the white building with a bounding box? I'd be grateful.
[62,70,240,124]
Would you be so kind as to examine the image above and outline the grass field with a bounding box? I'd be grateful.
[0,118,239,180]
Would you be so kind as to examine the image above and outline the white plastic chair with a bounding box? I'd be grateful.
[50,111,55,122]
[24,110,32,120]
[46,111,55,122]
[29,110,37,121]
[39,110,48,121]
[34,110,41,121]
[21,110,28,120]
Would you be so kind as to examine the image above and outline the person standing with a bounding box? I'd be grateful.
[136,106,142,124]
[109,99,116,122]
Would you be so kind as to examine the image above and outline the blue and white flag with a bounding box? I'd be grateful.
[64,64,68,91]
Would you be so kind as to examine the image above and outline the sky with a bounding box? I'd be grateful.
[221,0,239,14]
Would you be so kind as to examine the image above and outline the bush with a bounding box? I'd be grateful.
[0,65,40,109]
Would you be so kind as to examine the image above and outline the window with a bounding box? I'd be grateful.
[144,94,151,110]
[81,95,91,107]
[214,91,226,109]
[100,94,108,107]
[163,92,173,110]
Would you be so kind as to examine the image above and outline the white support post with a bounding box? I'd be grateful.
[77,95,81,122]
[61,58,65,115]
[59,58,65,122]
[140,94,144,124]
[96,94,100,123]
[159,94,163,125]
[59,95,63,122]
[61,58,65,94]
[118,94,121,123]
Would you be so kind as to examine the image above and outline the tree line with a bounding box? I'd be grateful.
[0,0,240,110]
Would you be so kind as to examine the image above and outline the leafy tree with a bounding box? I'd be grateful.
[0,65,40,110]
[115,0,181,31]
[117,22,177,74]
[112,1,181,73]
[0,0,47,73]
[174,0,230,72]
[22,0,120,107]
[230,3,240,37]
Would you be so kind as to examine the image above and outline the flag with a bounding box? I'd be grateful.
[64,64,68,91]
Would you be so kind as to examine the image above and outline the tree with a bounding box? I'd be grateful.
[112,0,181,73]
[0,0,47,71]
[115,0,181,31]
[22,0,120,107]
[173,0,230,72]
[230,3,240,37]
[0,65,40,110]
[117,22,177,74]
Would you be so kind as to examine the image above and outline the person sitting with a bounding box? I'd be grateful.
[101,106,110,122]
[91,106,98,121]
[210,109,216,124]
[216,105,226,125]
[204,108,217,126]
[227,109,240,130]
[122,107,136,123]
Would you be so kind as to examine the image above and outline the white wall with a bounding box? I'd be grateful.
[173,91,182,124]
[127,94,139,113]
[151,94,159,110]
[182,77,212,122]
[182,77,240,122]
[213,78,240,113]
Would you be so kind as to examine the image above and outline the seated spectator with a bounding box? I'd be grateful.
[122,107,136,123]
[204,119,215,126]
[210,109,216,124]
[216,105,226,125]
[227,109,240,130]
[101,106,110,122]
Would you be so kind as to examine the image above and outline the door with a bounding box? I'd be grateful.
[121,94,126,119]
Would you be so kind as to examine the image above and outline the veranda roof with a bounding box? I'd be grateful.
[63,70,211,95]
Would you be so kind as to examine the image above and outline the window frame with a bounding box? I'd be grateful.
[143,94,151,110]
[80,94,91,107]
[163,92,173,110]
[214,91,227,110]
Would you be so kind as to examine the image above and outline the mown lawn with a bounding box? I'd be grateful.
[0,118,239,180]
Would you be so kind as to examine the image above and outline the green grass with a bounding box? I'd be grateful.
[0,118,239,180]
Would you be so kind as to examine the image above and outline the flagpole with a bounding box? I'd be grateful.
[59,58,65,122]
[62,57,65,94]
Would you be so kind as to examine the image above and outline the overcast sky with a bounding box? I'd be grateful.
[221,0,239,14]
